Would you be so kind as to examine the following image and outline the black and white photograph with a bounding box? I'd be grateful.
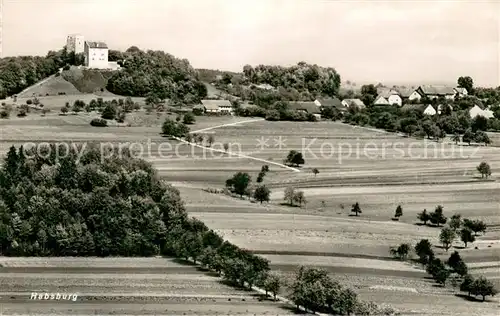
[0,0,499,315]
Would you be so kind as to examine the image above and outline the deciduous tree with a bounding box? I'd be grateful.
[439,227,456,251]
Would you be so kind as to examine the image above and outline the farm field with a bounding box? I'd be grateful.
[0,115,499,314]
[0,258,292,315]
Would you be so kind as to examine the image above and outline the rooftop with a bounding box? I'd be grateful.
[288,101,320,114]
[201,99,232,110]
[86,41,108,49]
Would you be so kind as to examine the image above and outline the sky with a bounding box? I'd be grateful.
[2,0,499,87]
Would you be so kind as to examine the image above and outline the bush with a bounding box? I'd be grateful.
[193,107,204,116]
[90,118,108,127]
[183,112,196,124]
[63,65,70,71]
[101,104,117,120]
[26,99,33,105]
[17,110,27,117]
[0,110,9,119]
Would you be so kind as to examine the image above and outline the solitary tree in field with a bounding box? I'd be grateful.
[430,205,447,227]
[264,273,282,301]
[447,251,463,271]
[394,205,403,219]
[470,277,498,301]
[293,191,306,207]
[183,112,195,124]
[439,227,456,251]
[285,150,305,167]
[223,143,229,152]
[460,228,475,248]
[284,187,296,206]
[415,239,434,265]
[256,171,266,183]
[196,134,204,145]
[462,128,474,145]
[476,161,491,179]
[312,168,319,177]
[351,202,362,216]
[207,135,215,147]
[434,267,451,286]
[226,172,251,197]
[417,209,431,225]
[460,274,475,297]
[60,106,69,115]
[390,243,410,260]
[253,185,270,204]
[449,214,462,231]
[463,219,487,236]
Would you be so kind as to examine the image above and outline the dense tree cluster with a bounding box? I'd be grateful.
[284,187,307,207]
[391,238,497,301]
[235,100,319,122]
[161,118,190,138]
[0,48,83,99]
[241,63,341,97]
[107,48,207,103]
[417,205,447,226]
[0,145,272,291]
[289,266,395,314]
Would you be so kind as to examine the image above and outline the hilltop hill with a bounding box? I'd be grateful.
[61,66,115,94]
[16,73,82,98]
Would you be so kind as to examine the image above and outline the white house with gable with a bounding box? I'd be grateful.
[84,41,109,69]
[469,104,494,119]
[374,90,402,106]
[200,100,233,114]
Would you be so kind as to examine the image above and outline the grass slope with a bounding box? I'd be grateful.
[16,75,82,98]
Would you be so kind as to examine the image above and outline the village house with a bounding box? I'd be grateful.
[469,104,493,119]
[395,88,415,102]
[288,101,322,119]
[251,83,276,91]
[412,86,457,101]
[341,98,365,109]
[84,41,109,69]
[314,97,347,114]
[373,90,402,106]
[401,103,437,116]
[200,99,233,115]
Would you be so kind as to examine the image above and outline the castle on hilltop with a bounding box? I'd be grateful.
[66,34,119,70]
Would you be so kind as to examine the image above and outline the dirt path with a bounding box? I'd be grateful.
[175,118,301,172]
[190,118,265,134]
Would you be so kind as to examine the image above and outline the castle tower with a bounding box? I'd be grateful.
[66,34,85,54]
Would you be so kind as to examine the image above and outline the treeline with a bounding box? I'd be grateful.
[0,49,83,99]
[343,105,494,144]
[391,240,497,301]
[209,62,342,107]
[288,266,395,314]
[0,144,396,314]
[390,211,497,302]
[242,63,341,97]
[106,48,207,104]
[234,100,335,122]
